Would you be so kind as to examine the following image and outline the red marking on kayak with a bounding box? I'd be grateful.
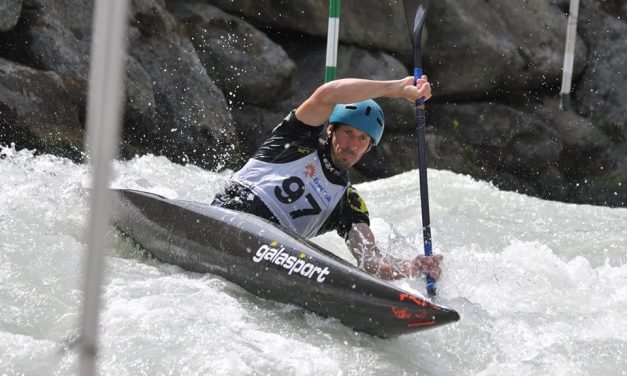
[406,320,436,327]
[391,306,436,327]
[391,306,413,319]
[399,293,436,308]
[392,306,432,320]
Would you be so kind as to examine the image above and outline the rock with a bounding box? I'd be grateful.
[576,11,627,132]
[536,98,609,151]
[0,58,83,159]
[433,101,564,174]
[118,55,160,159]
[208,0,414,61]
[595,0,627,20]
[208,0,589,99]
[229,104,286,160]
[0,0,624,207]
[168,0,296,106]
[0,0,240,170]
[425,96,625,205]
[354,131,419,180]
[0,0,91,79]
[336,47,414,134]
[426,0,588,98]
[0,0,21,32]
[127,0,238,169]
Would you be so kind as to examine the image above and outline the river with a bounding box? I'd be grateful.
[1,144,625,375]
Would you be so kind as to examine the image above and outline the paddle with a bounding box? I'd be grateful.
[402,0,436,298]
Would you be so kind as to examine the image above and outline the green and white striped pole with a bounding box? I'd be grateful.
[325,0,341,82]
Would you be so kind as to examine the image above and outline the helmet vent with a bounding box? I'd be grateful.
[365,106,372,116]
[376,118,383,127]
[346,105,357,110]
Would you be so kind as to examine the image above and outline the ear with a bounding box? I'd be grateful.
[326,124,335,137]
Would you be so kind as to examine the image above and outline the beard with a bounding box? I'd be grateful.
[332,147,358,171]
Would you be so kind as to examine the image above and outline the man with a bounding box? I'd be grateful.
[212,75,442,281]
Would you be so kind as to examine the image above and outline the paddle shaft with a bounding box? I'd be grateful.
[413,68,436,297]
[403,0,436,297]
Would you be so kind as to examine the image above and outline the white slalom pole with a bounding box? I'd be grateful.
[325,0,341,83]
[560,0,580,111]
[78,0,129,375]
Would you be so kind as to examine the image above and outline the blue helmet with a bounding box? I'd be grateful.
[328,99,385,145]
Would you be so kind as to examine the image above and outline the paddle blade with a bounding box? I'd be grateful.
[403,0,430,68]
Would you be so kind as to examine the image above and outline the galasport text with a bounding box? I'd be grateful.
[252,243,331,282]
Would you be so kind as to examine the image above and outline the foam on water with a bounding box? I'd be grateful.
[1,145,626,375]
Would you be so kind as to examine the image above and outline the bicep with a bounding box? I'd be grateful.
[294,85,337,127]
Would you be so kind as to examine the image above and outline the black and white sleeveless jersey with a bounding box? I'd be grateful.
[212,110,370,239]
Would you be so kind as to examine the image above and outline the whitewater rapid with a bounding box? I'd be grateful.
[1,145,625,375]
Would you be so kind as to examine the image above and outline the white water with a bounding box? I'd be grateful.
[1,144,626,376]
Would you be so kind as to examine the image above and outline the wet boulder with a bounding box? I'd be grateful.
[127,0,238,169]
[0,58,84,160]
[0,0,21,32]
[169,1,296,106]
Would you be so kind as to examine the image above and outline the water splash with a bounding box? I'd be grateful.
[1,149,625,375]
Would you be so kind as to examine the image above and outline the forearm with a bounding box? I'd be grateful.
[347,223,414,280]
[360,252,415,280]
[295,76,428,126]
[316,78,410,105]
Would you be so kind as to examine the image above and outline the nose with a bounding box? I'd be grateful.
[344,139,356,151]
[345,134,361,150]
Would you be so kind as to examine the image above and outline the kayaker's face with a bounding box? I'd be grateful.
[328,124,372,171]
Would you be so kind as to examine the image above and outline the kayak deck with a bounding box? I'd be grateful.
[111,189,460,337]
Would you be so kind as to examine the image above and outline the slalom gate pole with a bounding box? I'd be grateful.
[325,0,341,82]
[560,0,580,111]
[78,0,129,375]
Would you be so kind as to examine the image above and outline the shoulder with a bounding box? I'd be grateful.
[272,110,325,139]
[345,186,369,216]
[251,111,322,163]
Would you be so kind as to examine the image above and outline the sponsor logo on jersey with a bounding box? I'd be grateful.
[322,154,341,176]
[252,241,331,283]
[303,160,332,203]
[311,176,332,203]
[303,163,316,177]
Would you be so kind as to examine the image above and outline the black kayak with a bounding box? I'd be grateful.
[111,189,460,338]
